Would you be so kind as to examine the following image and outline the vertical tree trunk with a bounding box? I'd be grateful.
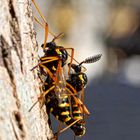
[0,0,53,139]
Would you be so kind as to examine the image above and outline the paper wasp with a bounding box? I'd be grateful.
[40,54,102,138]
[31,0,74,75]
[31,0,75,102]
[30,0,102,138]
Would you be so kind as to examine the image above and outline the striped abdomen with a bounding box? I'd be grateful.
[45,92,85,136]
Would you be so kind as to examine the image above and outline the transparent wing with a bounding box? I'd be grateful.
[54,60,69,104]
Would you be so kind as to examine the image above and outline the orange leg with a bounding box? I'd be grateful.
[31,56,65,84]
[33,16,56,37]
[55,60,63,84]
[55,118,82,136]
[56,47,74,75]
[28,85,55,112]
[58,119,82,134]
[65,48,74,75]
[52,33,64,42]
[65,84,90,115]
[31,56,59,71]
[40,57,63,84]
[32,0,47,23]
[32,0,48,48]
[39,64,56,82]
[31,0,56,51]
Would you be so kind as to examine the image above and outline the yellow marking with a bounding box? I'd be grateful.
[59,103,70,107]
[73,110,81,114]
[64,117,71,122]
[56,115,59,119]
[44,83,48,85]
[46,98,50,103]
[62,95,68,98]
[74,116,83,120]
[79,75,84,83]
[56,49,62,55]
[72,104,78,107]
[50,108,53,112]
[61,111,70,115]
[52,66,56,71]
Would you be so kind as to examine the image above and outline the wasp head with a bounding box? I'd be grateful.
[41,41,57,51]
[68,63,82,73]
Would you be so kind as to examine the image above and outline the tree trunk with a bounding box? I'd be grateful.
[0,0,53,139]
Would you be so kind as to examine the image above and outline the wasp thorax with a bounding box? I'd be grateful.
[68,73,88,92]
[41,41,57,50]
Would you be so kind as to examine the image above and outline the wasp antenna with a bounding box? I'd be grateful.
[79,54,102,65]
[52,33,64,42]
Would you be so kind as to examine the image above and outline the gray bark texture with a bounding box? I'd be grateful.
[0,0,53,139]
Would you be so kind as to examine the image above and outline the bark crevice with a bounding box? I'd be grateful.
[0,35,21,108]
[9,0,23,73]
[13,111,26,139]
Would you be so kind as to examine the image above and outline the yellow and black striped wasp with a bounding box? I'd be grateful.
[31,0,75,77]
[30,0,102,138]
[43,54,102,138]
[30,0,75,106]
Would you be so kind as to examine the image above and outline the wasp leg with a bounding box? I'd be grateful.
[56,119,82,135]
[39,57,61,83]
[54,47,74,75]
[31,0,51,32]
[64,48,74,75]
[65,85,90,115]
[31,0,48,49]
[66,82,77,95]
[31,56,60,81]
[33,16,44,28]
[55,60,62,84]
[32,0,46,23]
[32,56,64,85]
[28,85,55,112]
[41,23,48,50]
[31,56,59,71]
[31,0,57,50]
[80,87,90,116]
[39,64,56,82]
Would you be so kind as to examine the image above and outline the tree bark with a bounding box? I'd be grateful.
[0,0,53,139]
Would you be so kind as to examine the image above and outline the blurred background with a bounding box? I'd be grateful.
[33,0,140,139]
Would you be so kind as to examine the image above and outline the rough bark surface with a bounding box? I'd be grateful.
[0,0,53,139]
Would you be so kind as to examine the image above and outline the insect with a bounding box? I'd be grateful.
[42,54,102,138]
[30,0,102,138]
[31,0,74,74]
[30,0,77,106]
[31,0,77,103]
[45,87,86,137]
[66,54,102,116]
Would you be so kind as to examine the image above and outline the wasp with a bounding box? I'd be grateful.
[66,54,102,120]
[30,0,76,104]
[42,54,102,138]
[31,0,74,78]
[30,0,102,138]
